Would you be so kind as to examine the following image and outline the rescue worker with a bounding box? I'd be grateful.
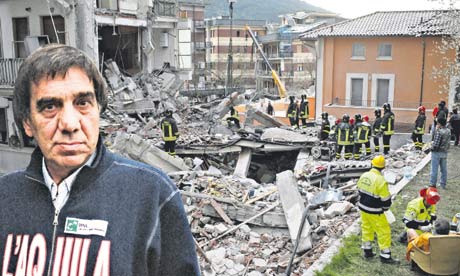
[412,106,426,150]
[362,115,372,155]
[161,110,179,156]
[226,106,241,128]
[286,96,298,128]
[432,100,448,134]
[357,155,399,264]
[319,112,331,141]
[267,101,274,116]
[299,94,310,128]
[335,114,354,160]
[353,114,371,160]
[398,186,440,243]
[373,108,383,153]
[380,103,395,154]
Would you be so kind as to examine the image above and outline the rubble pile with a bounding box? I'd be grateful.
[99,63,430,274]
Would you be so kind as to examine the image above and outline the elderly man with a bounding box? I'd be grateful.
[0,45,199,275]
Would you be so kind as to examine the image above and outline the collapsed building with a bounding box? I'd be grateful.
[100,61,428,275]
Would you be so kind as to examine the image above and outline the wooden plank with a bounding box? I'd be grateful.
[245,188,277,205]
[210,199,234,225]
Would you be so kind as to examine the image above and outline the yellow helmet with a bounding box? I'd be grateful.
[371,155,385,169]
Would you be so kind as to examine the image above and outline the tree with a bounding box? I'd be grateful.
[421,1,460,107]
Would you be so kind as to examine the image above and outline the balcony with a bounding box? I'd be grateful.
[154,0,177,17]
[0,58,24,86]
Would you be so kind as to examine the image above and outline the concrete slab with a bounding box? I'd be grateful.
[261,128,318,143]
[111,133,189,173]
[324,201,354,218]
[233,148,252,178]
[276,170,312,252]
[245,105,283,128]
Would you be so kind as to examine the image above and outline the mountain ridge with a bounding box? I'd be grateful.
[203,0,328,23]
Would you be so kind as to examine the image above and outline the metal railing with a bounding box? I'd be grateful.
[0,58,24,86]
[330,98,437,109]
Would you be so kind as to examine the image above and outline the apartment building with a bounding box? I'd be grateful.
[177,0,206,87]
[205,17,266,88]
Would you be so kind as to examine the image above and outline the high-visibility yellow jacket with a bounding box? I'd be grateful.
[161,117,179,141]
[381,111,395,135]
[403,197,436,234]
[357,168,391,214]
[414,114,426,134]
[335,122,354,145]
[231,109,239,120]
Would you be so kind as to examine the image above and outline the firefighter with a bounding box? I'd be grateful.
[380,103,395,154]
[320,112,331,141]
[267,101,274,116]
[357,155,399,264]
[398,187,440,243]
[362,115,372,155]
[373,108,383,153]
[412,105,426,151]
[299,94,310,128]
[286,96,298,128]
[161,110,179,156]
[226,106,241,128]
[335,114,354,160]
[353,114,371,160]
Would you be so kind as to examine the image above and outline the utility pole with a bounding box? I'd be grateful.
[225,0,236,96]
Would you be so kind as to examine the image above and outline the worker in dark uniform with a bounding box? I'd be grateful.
[412,106,426,151]
[161,110,179,156]
[320,112,331,141]
[267,101,274,116]
[286,96,298,128]
[373,108,383,153]
[226,106,241,128]
[353,114,371,160]
[362,115,372,155]
[335,114,354,160]
[380,103,395,155]
[299,95,310,128]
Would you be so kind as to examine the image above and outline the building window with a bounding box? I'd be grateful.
[297,65,303,71]
[377,43,392,60]
[236,30,240,37]
[345,73,368,106]
[371,74,395,107]
[42,16,65,44]
[179,10,187,18]
[97,0,118,10]
[13,17,29,58]
[351,43,365,60]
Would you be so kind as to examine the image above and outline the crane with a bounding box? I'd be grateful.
[245,25,287,99]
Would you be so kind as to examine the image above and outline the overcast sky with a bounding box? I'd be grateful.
[302,0,454,19]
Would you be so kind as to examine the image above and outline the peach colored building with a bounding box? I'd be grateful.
[301,10,457,127]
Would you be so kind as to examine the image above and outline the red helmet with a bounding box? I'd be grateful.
[363,115,369,122]
[349,118,355,125]
[420,187,440,205]
[418,106,426,113]
[335,118,341,125]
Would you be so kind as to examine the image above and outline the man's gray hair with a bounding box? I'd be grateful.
[13,44,107,134]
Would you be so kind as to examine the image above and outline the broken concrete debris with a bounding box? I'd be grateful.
[98,61,429,275]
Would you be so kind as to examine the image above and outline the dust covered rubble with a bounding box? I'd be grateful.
[99,61,428,275]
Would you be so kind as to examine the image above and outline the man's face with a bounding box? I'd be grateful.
[23,67,100,178]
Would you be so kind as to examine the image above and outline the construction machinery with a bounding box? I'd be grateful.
[245,25,287,99]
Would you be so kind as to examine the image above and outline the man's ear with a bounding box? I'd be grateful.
[22,118,34,137]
